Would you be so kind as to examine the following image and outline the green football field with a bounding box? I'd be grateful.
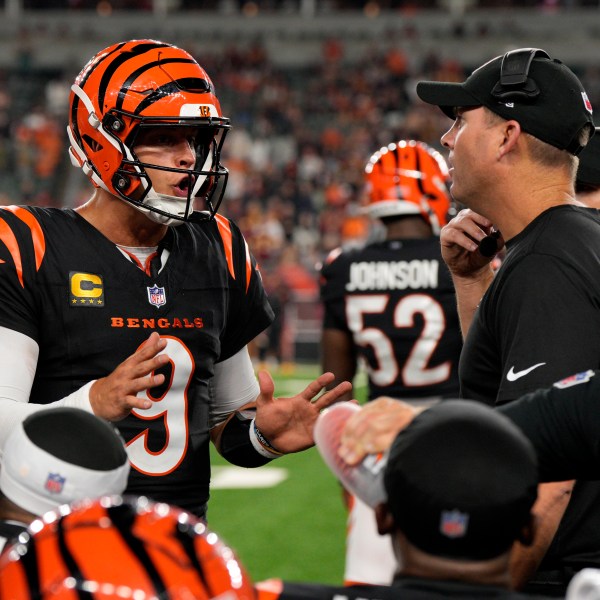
[207,363,367,585]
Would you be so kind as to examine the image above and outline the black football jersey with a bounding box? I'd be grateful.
[0,206,274,515]
[320,238,462,400]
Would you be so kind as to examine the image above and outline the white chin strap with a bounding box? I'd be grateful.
[131,152,213,226]
[133,189,194,226]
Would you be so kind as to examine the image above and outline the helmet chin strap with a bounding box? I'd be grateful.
[131,188,194,227]
[128,153,212,226]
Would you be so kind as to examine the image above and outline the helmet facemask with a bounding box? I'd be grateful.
[112,115,230,225]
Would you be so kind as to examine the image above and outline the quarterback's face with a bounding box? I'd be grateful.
[133,127,197,198]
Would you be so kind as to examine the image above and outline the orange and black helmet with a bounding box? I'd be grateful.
[67,39,230,225]
[364,140,451,234]
[0,495,256,600]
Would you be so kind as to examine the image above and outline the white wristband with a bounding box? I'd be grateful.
[249,419,283,459]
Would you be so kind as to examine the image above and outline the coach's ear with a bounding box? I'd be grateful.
[375,502,395,536]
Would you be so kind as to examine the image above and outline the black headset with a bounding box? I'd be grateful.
[491,48,550,102]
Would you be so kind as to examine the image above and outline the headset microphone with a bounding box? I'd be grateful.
[479,230,501,257]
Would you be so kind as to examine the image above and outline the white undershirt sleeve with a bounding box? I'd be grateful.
[209,346,259,429]
[0,329,258,450]
[0,326,95,457]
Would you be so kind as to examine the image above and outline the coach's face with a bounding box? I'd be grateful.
[441,106,498,212]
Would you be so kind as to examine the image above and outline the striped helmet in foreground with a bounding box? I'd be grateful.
[0,495,255,600]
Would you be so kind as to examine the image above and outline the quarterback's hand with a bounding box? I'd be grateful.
[254,370,353,453]
[89,332,169,421]
[441,209,504,278]
[338,397,422,465]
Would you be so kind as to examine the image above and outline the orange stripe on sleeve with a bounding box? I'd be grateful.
[214,214,236,280]
[0,217,24,288]
[243,238,252,293]
[4,206,46,272]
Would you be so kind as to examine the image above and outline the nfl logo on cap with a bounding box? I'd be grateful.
[440,509,469,539]
[44,473,66,494]
[147,284,166,308]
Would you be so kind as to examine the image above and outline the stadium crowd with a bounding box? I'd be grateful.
[0,37,550,301]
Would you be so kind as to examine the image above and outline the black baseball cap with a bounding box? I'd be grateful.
[417,48,595,155]
[383,400,538,561]
[577,128,600,188]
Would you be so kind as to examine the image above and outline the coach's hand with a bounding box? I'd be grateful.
[89,332,169,421]
[254,370,352,453]
[441,208,504,278]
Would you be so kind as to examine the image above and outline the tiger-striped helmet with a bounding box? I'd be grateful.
[364,140,451,235]
[0,495,255,600]
[67,40,230,225]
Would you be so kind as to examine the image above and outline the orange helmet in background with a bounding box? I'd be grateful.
[0,495,255,600]
[364,140,451,234]
[67,39,231,225]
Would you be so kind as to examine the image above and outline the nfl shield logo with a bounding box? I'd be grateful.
[440,509,469,539]
[147,284,166,308]
[582,91,593,114]
[45,473,65,494]
[554,369,595,389]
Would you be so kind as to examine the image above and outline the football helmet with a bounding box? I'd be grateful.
[0,495,255,600]
[364,140,451,234]
[67,39,230,225]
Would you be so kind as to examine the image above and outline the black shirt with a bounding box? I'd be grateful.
[460,205,600,405]
[459,206,600,574]
[498,369,600,483]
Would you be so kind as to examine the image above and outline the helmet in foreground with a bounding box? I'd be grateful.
[0,495,255,600]
[364,140,451,234]
[68,39,230,225]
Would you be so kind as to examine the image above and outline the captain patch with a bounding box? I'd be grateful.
[70,272,104,307]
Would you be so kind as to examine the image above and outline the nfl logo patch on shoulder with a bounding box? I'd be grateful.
[147,284,166,308]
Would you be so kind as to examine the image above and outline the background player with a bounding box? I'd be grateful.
[319,139,463,585]
[0,39,351,521]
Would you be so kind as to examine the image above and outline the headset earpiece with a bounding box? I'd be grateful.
[491,48,550,102]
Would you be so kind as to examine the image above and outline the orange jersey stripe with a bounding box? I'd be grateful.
[5,206,46,272]
[0,216,24,288]
[214,214,235,280]
[243,237,252,293]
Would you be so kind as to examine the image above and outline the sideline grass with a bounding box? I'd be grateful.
[207,364,367,584]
